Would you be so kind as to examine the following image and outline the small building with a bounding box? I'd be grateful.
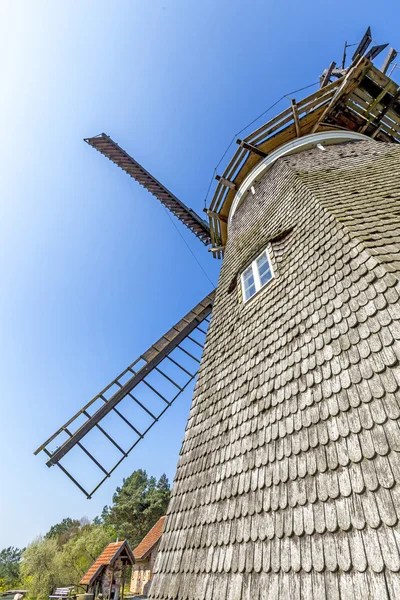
[80,540,135,600]
[130,517,165,597]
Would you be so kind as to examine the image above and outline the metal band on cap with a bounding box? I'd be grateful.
[228,130,370,227]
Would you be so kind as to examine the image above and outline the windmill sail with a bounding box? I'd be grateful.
[84,133,211,245]
[34,290,215,497]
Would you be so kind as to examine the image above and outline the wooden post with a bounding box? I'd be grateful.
[108,565,115,600]
[290,99,301,137]
[204,208,228,223]
[215,175,237,190]
[382,48,398,75]
[120,561,126,600]
[311,57,370,133]
[320,62,336,88]
[342,41,347,69]
[236,139,267,158]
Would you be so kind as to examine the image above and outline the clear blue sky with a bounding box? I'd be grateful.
[1,0,399,549]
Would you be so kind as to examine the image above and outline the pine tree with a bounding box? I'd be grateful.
[102,470,170,547]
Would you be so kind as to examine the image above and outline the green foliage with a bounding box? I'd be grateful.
[102,470,170,547]
[12,469,169,599]
[20,537,61,600]
[0,546,23,589]
[45,518,82,546]
[57,524,116,583]
[21,524,116,600]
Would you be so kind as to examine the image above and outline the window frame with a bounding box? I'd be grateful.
[240,247,274,303]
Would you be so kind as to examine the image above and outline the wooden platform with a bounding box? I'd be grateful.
[208,57,400,257]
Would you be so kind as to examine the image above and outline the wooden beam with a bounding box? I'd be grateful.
[108,565,115,600]
[204,209,228,223]
[208,246,225,253]
[360,82,396,133]
[290,99,301,137]
[382,48,397,75]
[342,40,347,69]
[371,125,382,139]
[311,58,370,133]
[320,62,336,88]
[369,89,400,137]
[120,562,126,600]
[215,175,237,190]
[236,139,267,158]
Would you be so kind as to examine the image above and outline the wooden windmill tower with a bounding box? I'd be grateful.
[36,29,400,599]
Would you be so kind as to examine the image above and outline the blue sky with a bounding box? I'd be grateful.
[1,0,399,548]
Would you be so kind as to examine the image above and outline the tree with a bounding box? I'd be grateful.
[58,524,116,584]
[45,518,81,546]
[102,470,170,547]
[20,537,61,600]
[21,524,116,600]
[0,547,23,589]
[16,470,169,598]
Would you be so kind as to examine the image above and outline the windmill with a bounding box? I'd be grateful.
[36,28,400,599]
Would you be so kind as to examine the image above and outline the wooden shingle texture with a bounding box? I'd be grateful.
[149,139,400,599]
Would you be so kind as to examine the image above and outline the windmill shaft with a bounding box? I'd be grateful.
[84,133,211,245]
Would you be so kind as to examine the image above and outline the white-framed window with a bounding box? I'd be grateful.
[240,247,274,303]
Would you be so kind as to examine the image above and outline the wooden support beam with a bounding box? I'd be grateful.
[371,125,382,139]
[208,246,225,253]
[320,62,336,88]
[360,82,396,133]
[342,40,347,69]
[120,562,126,600]
[290,99,301,137]
[108,565,115,600]
[369,89,400,137]
[236,139,267,158]
[215,175,237,190]
[204,208,228,223]
[382,48,397,75]
[311,58,370,133]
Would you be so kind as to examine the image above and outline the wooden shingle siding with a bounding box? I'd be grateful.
[149,139,400,599]
[287,141,400,278]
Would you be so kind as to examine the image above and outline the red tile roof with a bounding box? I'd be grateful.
[133,516,166,561]
[80,540,135,586]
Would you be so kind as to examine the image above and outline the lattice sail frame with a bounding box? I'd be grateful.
[84,133,211,245]
[35,291,215,497]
